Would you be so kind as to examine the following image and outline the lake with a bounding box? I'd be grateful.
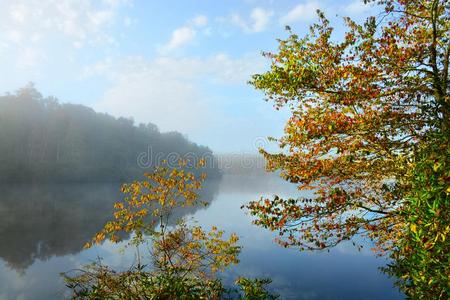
[0,173,403,300]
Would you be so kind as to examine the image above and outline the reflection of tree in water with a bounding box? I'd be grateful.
[0,179,220,271]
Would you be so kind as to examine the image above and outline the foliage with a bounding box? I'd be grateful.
[64,263,226,300]
[64,162,277,299]
[244,0,449,255]
[64,264,278,300]
[233,278,279,300]
[0,84,219,183]
[383,132,449,299]
[84,161,240,275]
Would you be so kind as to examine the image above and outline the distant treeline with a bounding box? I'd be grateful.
[0,85,220,182]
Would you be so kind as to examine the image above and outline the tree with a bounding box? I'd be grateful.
[244,0,449,255]
[383,132,449,299]
[0,86,221,182]
[84,160,240,277]
[64,162,278,299]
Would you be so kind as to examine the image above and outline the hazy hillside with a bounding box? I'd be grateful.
[0,85,220,182]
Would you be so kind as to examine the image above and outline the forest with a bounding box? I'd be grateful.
[0,85,220,183]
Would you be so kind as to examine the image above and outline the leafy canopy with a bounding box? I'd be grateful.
[245,0,449,253]
[66,161,278,299]
[383,132,449,299]
[85,160,240,275]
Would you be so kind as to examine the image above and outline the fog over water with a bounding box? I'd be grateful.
[0,87,404,300]
[0,171,402,300]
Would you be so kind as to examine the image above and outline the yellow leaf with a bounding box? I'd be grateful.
[410,224,417,234]
[433,162,440,171]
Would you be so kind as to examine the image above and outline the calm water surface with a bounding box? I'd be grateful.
[0,174,403,300]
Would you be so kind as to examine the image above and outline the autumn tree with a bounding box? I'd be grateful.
[245,0,449,255]
[66,161,239,299]
[65,161,277,299]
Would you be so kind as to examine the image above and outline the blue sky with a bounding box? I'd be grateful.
[0,0,378,153]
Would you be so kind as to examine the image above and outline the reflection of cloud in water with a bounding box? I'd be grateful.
[191,174,402,300]
[0,174,402,300]
[0,179,220,271]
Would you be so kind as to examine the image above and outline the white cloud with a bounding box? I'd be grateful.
[0,0,129,48]
[230,7,273,33]
[0,0,131,73]
[85,53,266,137]
[9,3,29,23]
[102,0,132,7]
[0,0,135,94]
[279,1,320,25]
[191,15,208,27]
[17,47,46,69]
[250,8,273,32]
[89,56,211,134]
[97,72,205,133]
[207,53,266,84]
[5,30,24,44]
[84,54,266,87]
[160,27,197,53]
[159,15,209,53]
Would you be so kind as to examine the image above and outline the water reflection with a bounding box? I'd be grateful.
[0,180,220,272]
[0,174,403,300]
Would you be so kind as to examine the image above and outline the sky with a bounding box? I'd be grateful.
[0,0,379,153]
